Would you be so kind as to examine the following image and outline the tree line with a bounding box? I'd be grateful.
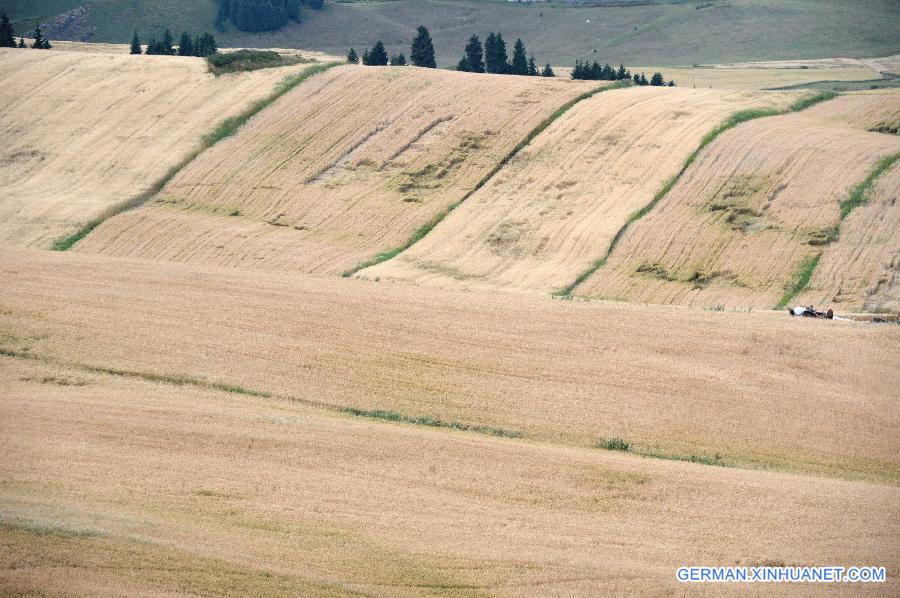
[215,0,323,33]
[571,59,674,86]
[1,14,52,49]
[346,26,554,77]
[131,29,218,57]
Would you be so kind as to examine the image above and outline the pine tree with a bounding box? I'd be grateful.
[527,55,537,77]
[667,79,676,87]
[510,38,527,75]
[130,31,141,54]
[0,13,16,48]
[161,28,175,55]
[638,72,648,85]
[541,63,554,78]
[616,64,627,80]
[18,37,26,48]
[361,48,371,65]
[346,47,358,63]
[410,25,436,68]
[390,53,406,66]
[31,26,45,49]
[367,40,388,66]
[456,56,470,72]
[484,33,497,73]
[650,72,665,86]
[485,32,508,74]
[193,35,202,56]
[197,33,217,56]
[178,32,193,56]
[570,59,582,80]
[464,34,484,73]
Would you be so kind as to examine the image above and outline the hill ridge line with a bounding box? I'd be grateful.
[553,90,839,298]
[341,80,632,278]
[51,62,341,252]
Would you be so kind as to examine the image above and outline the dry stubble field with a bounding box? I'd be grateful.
[0,48,316,248]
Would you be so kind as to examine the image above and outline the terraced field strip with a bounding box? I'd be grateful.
[795,157,900,312]
[0,48,320,249]
[573,91,900,307]
[360,86,797,294]
[75,67,597,275]
[2,248,898,482]
[4,355,898,595]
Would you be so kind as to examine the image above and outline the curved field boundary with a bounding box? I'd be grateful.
[340,81,628,277]
[54,62,341,251]
[555,91,837,298]
[783,152,900,310]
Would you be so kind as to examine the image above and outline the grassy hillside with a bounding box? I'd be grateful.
[3,0,899,66]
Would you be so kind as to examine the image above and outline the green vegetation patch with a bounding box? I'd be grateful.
[206,49,310,75]
[839,152,900,219]
[342,407,525,439]
[775,253,820,310]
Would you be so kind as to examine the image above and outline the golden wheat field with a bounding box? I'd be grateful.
[0,48,316,248]
[74,66,596,274]
[360,86,797,294]
[575,91,900,308]
[795,161,900,312]
[2,34,900,596]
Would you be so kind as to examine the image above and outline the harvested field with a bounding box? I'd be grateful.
[75,66,596,274]
[1,248,898,483]
[575,92,900,308]
[360,87,797,294]
[0,47,314,248]
[629,57,887,91]
[1,353,898,596]
[795,161,900,312]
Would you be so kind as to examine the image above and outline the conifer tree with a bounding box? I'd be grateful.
[361,48,371,65]
[178,32,194,56]
[464,34,484,73]
[0,13,16,48]
[197,33,217,56]
[485,32,508,74]
[650,71,665,86]
[527,55,537,77]
[410,25,436,68]
[130,30,141,54]
[161,28,174,55]
[510,38,528,75]
[367,40,388,66]
[31,26,46,49]
[456,56,470,72]
[616,64,627,80]
[541,63,554,78]
[346,47,358,63]
[18,37,26,48]
[390,53,406,66]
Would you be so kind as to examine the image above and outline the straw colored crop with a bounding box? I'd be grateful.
[1,247,898,483]
[575,92,900,308]
[0,47,312,248]
[360,87,796,294]
[75,66,595,274]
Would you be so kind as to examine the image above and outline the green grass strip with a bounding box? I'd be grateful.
[341,407,524,438]
[774,150,900,309]
[341,80,633,277]
[554,91,838,298]
[595,436,730,467]
[839,151,900,219]
[774,253,821,310]
[51,62,341,251]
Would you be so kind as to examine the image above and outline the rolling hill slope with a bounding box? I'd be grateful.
[0,47,316,248]
[360,86,797,294]
[574,91,900,308]
[75,66,596,274]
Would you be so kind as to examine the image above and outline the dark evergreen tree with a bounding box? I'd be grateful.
[197,33,217,56]
[616,64,628,80]
[650,71,665,86]
[178,32,194,56]
[588,61,602,80]
[366,40,388,66]
[390,53,406,66]
[527,56,537,76]
[638,72,648,85]
[464,34,484,73]
[346,47,359,63]
[130,31,141,54]
[667,79,676,87]
[161,28,175,54]
[18,37,26,48]
[632,72,640,84]
[361,48,370,65]
[485,32,508,74]
[410,25,436,68]
[31,26,49,49]
[456,56,470,71]
[193,35,202,56]
[541,63,554,78]
[601,63,613,80]
[510,38,528,75]
[0,13,16,48]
